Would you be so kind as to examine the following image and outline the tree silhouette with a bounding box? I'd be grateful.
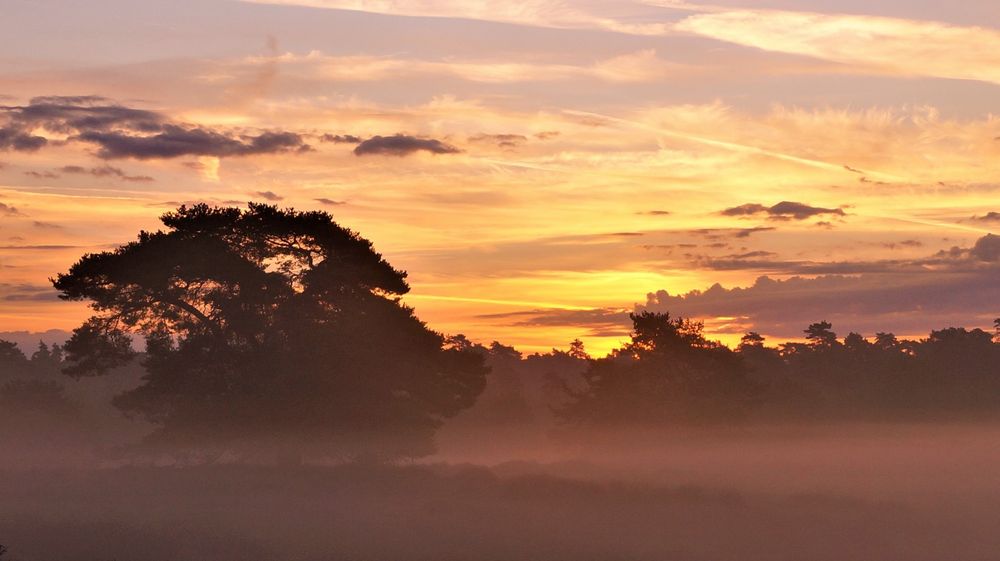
[53,203,488,460]
[559,312,759,425]
[804,321,838,349]
[567,338,590,360]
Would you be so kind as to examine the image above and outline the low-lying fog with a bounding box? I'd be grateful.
[3,423,1000,561]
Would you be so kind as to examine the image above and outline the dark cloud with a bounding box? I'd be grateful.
[59,164,154,182]
[320,134,362,144]
[252,190,283,201]
[0,202,24,217]
[881,240,924,250]
[2,95,161,133]
[354,134,461,157]
[23,170,59,179]
[0,126,47,151]
[721,201,846,221]
[478,307,632,338]
[468,134,527,148]
[314,198,345,206]
[638,210,672,216]
[690,226,776,239]
[32,221,63,230]
[0,96,310,159]
[78,126,310,159]
[0,283,60,302]
[971,211,1000,222]
[970,233,1000,262]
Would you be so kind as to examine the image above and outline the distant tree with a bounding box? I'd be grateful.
[0,340,27,365]
[804,321,838,349]
[567,339,590,360]
[0,340,30,381]
[53,204,488,460]
[559,312,759,425]
[739,331,766,350]
[843,332,869,353]
[874,332,899,351]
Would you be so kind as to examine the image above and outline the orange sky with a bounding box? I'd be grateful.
[2,0,999,356]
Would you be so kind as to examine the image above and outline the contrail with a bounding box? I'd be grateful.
[873,214,994,235]
[563,109,905,182]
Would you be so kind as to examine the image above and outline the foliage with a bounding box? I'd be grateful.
[53,204,488,459]
[559,312,760,425]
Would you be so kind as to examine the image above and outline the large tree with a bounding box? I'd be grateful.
[53,203,488,460]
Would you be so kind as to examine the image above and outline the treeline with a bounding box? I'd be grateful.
[444,313,1000,433]
[4,312,1000,459]
[4,203,999,463]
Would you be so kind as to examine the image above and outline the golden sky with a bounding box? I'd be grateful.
[2,0,999,355]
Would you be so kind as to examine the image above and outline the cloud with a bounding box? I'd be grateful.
[3,95,162,133]
[478,307,632,338]
[688,226,776,239]
[252,190,284,201]
[0,96,311,160]
[509,234,1000,340]
[32,221,63,230]
[240,49,686,85]
[0,245,77,250]
[78,126,310,160]
[0,126,47,151]
[674,9,1000,86]
[721,201,845,221]
[468,134,528,148]
[0,202,24,217]
[971,212,1000,223]
[320,134,362,144]
[638,210,672,216]
[314,198,345,206]
[0,283,60,302]
[881,240,923,250]
[354,134,461,157]
[24,170,59,179]
[970,233,1000,262]
[59,164,154,182]
[238,0,672,36]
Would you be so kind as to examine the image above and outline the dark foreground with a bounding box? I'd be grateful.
[3,424,1000,561]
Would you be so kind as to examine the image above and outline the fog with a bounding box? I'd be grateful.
[4,423,1000,561]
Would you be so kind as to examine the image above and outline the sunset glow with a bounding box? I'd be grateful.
[2,0,999,355]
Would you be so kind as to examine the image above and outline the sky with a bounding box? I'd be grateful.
[1,0,999,356]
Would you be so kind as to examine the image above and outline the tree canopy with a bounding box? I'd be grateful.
[53,203,488,459]
[559,312,760,426]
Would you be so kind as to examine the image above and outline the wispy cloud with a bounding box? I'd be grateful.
[674,8,1000,85]
[238,0,673,35]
